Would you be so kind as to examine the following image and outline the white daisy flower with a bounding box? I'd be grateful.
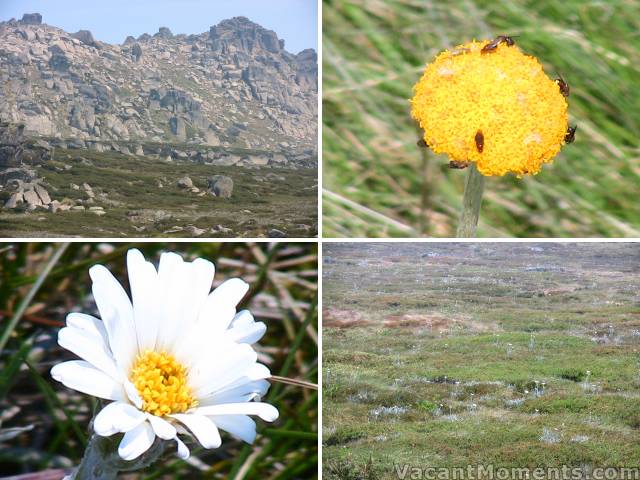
[51,249,278,461]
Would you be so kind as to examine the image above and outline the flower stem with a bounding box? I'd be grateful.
[456,163,485,237]
[71,431,167,479]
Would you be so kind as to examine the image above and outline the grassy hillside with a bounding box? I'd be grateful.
[323,0,640,237]
[0,148,317,238]
[322,243,640,478]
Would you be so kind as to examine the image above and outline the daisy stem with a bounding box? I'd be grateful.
[71,431,167,479]
[456,163,485,237]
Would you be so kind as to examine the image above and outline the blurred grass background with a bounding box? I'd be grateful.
[0,242,317,479]
[322,0,640,237]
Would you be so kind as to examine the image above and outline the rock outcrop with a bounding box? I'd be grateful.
[71,30,98,48]
[0,14,317,155]
[0,121,24,167]
[20,13,42,25]
[1,120,56,210]
[4,180,54,211]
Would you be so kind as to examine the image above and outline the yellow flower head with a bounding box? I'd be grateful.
[411,39,570,176]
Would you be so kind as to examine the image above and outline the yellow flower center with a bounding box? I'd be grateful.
[411,39,569,177]
[130,350,196,416]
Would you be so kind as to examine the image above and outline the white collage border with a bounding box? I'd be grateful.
[3,3,640,478]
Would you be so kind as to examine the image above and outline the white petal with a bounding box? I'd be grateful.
[197,278,249,332]
[118,421,155,461]
[171,413,221,449]
[197,363,272,400]
[124,380,143,409]
[190,343,257,398]
[199,379,271,406]
[175,436,190,459]
[51,360,125,401]
[227,321,266,345]
[230,310,254,328]
[211,278,249,307]
[89,264,137,372]
[127,249,160,352]
[58,327,120,380]
[147,414,176,440]
[65,313,109,346]
[193,402,279,422]
[155,254,215,351]
[94,402,146,436]
[209,414,256,443]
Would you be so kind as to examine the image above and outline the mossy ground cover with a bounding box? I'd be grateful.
[323,0,640,237]
[322,243,640,478]
[0,148,317,237]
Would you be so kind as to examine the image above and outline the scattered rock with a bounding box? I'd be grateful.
[23,189,42,209]
[210,155,241,166]
[185,225,206,236]
[207,175,233,198]
[82,183,95,198]
[211,224,233,234]
[4,192,23,209]
[176,176,193,189]
[268,228,286,238]
[34,184,51,204]
[127,209,171,224]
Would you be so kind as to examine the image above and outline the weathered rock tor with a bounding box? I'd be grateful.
[0,14,317,154]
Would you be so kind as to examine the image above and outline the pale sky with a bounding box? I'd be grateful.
[0,0,317,53]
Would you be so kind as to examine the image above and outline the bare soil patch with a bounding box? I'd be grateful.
[323,308,372,328]
[382,313,497,332]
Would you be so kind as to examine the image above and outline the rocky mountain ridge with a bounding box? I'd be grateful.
[0,13,317,157]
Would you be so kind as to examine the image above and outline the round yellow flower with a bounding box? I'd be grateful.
[411,39,570,176]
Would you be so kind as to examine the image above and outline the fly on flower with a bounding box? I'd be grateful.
[480,35,517,54]
[51,249,278,461]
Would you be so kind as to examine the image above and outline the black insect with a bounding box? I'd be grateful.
[481,35,516,54]
[475,130,484,153]
[417,138,427,148]
[449,160,469,169]
[555,77,570,97]
[565,125,577,144]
